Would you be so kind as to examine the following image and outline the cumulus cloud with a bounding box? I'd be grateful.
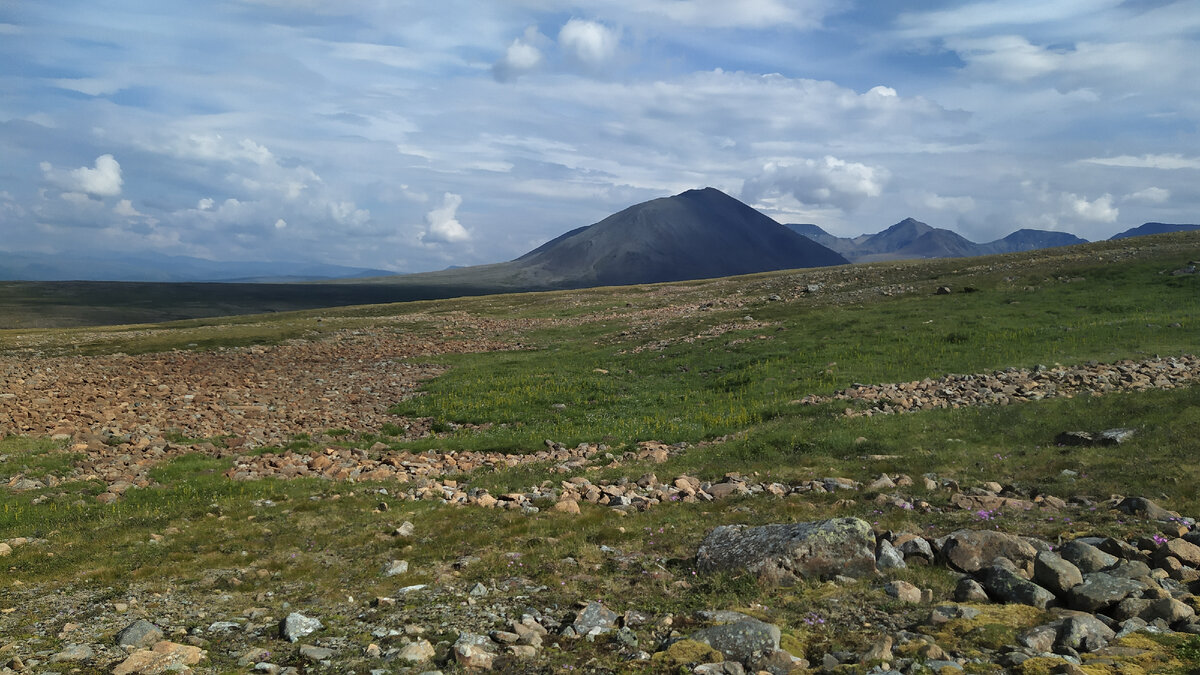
[113,199,143,217]
[493,27,545,82]
[1061,192,1118,222]
[198,198,214,210]
[559,19,618,69]
[1081,154,1200,170]
[421,192,470,244]
[742,157,889,211]
[41,154,124,197]
[274,218,287,229]
[1124,187,1170,203]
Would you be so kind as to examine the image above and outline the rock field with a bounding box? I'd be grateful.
[2,256,1200,673]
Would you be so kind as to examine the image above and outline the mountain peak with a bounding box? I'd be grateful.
[512,188,847,286]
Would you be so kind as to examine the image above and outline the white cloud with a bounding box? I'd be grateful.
[584,0,843,29]
[1081,154,1200,170]
[422,192,471,244]
[1061,192,1118,222]
[493,27,545,82]
[113,199,143,217]
[43,154,124,197]
[559,19,618,69]
[742,157,889,211]
[274,218,287,229]
[1124,187,1170,203]
[897,0,1124,38]
[198,198,214,210]
[921,192,976,212]
[156,134,276,166]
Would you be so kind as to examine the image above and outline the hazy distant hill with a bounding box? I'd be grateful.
[986,229,1088,254]
[785,220,1089,262]
[1109,223,1200,240]
[0,251,393,283]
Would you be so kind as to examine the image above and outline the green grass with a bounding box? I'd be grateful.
[1,236,1199,672]
[388,257,1198,452]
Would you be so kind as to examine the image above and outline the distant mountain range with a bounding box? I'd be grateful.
[1109,222,1200,240]
[785,218,1089,263]
[0,252,393,283]
[1,189,1194,284]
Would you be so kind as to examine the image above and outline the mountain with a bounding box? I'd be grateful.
[0,252,393,283]
[786,219,1089,262]
[510,187,848,286]
[985,229,1088,254]
[1109,223,1200,240]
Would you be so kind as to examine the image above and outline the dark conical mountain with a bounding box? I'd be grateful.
[512,187,848,286]
[1109,223,1200,240]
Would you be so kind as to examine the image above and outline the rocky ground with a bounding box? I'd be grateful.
[1,237,1199,674]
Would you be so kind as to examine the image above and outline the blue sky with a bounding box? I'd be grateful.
[1,0,1197,272]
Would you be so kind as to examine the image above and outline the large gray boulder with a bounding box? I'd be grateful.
[940,530,1039,574]
[1059,539,1118,573]
[982,561,1056,609]
[1033,550,1084,596]
[1067,573,1147,612]
[696,518,876,583]
[690,617,782,664]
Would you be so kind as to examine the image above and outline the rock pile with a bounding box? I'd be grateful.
[797,355,1198,416]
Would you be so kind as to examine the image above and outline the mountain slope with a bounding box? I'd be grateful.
[985,229,1088,254]
[511,187,848,286]
[1109,223,1200,240]
[786,220,1091,262]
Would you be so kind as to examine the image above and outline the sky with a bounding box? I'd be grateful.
[1,1,1197,273]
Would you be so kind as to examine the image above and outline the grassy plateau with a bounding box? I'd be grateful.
[0,232,1198,673]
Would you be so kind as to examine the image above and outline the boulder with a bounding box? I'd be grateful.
[1055,614,1115,653]
[1067,573,1147,612]
[1059,540,1118,573]
[115,619,163,649]
[1118,497,1180,522]
[1034,550,1084,596]
[940,529,1039,574]
[573,601,619,636]
[696,518,876,583]
[690,617,782,665]
[454,632,497,670]
[280,612,322,642]
[982,561,1056,609]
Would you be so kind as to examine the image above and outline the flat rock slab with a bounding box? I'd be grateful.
[696,518,876,583]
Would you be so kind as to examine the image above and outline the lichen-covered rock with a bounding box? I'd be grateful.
[1066,573,1147,612]
[696,518,876,583]
[280,612,322,642]
[1059,539,1118,573]
[652,639,724,670]
[1033,550,1083,596]
[454,632,497,670]
[1055,613,1115,653]
[982,561,1056,609]
[572,601,619,636]
[690,617,782,665]
[940,530,1039,574]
